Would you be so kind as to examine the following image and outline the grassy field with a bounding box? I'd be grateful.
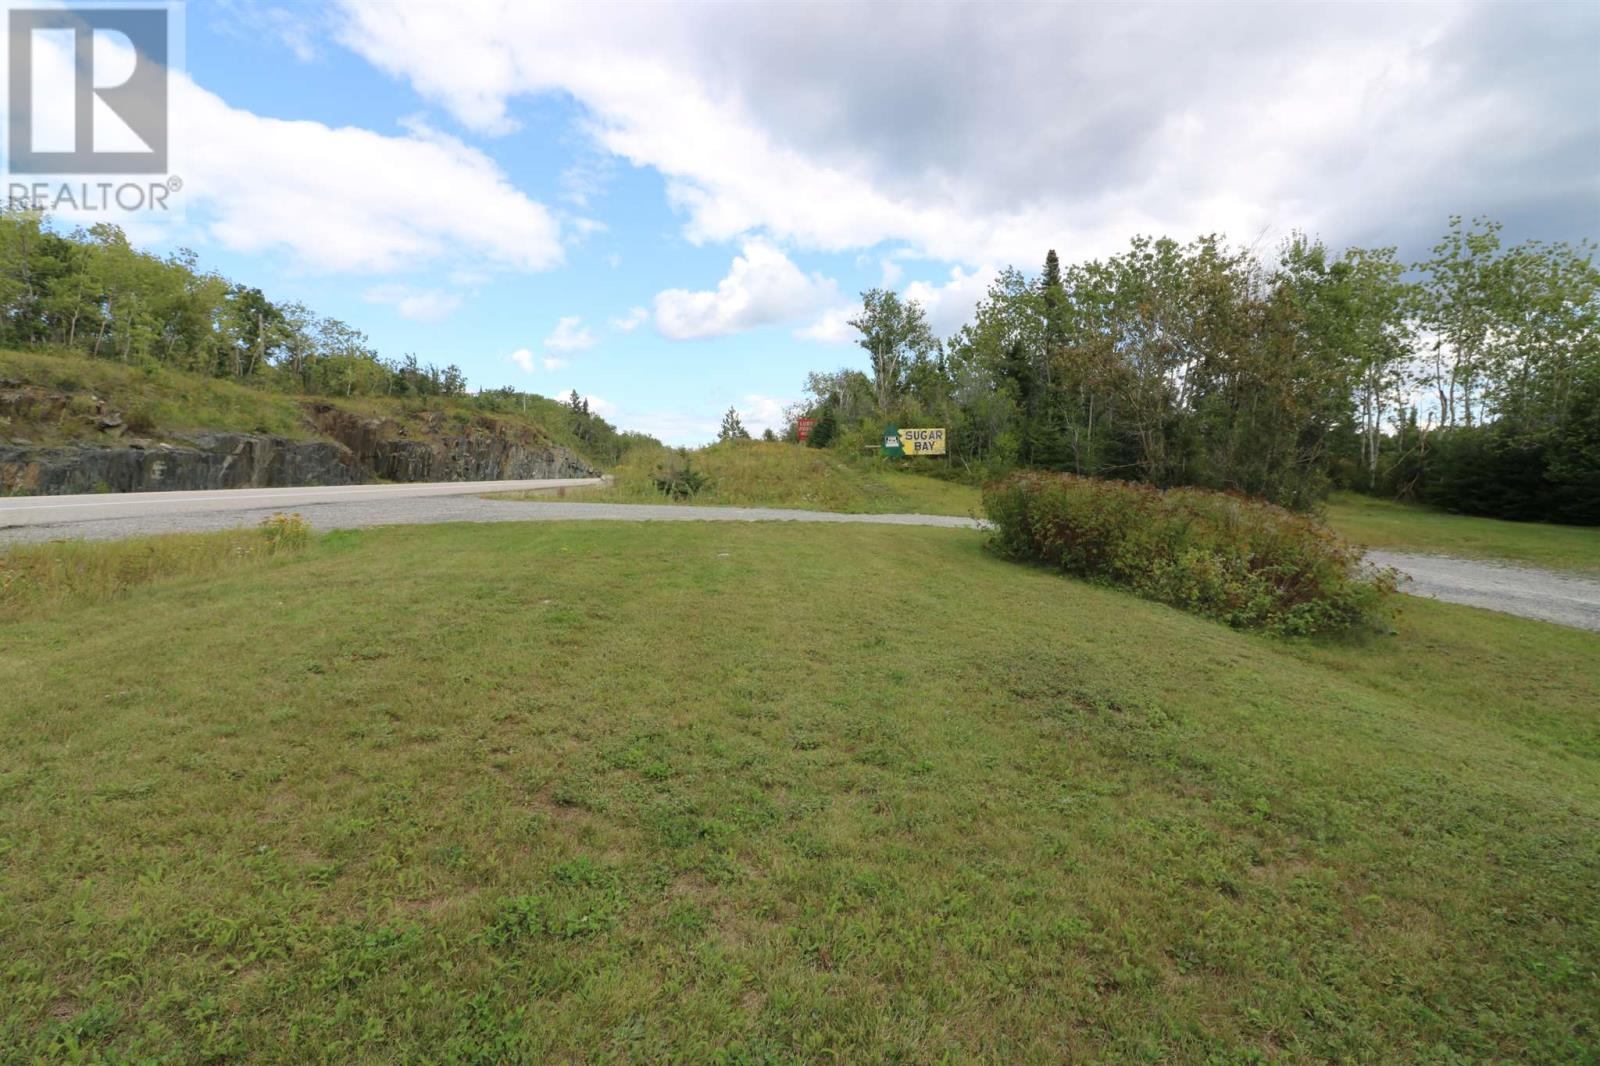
[2,521,1596,1062]
[495,440,983,517]
[1325,492,1600,573]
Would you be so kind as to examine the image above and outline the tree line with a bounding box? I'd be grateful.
[0,210,467,399]
[792,217,1599,523]
[0,209,664,465]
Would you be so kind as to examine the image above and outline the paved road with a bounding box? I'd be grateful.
[0,480,982,545]
[1367,550,1600,632]
[3,484,1595,631]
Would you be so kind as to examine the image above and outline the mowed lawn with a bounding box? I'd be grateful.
[1324,492,1600,573]
[2,522,1597,1062]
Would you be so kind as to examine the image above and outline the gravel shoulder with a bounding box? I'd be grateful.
[4,488,1595,632]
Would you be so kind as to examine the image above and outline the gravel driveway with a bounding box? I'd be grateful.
[4,488,1595,632]
[1366,550,1600,632]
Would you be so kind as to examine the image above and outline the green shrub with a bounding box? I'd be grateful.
[983,472,1396,635]
[649,450,710,499]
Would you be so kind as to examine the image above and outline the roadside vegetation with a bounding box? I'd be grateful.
[0,348,655,471]
[1,347,312,442]
[0,513,311,618]
[1,520,1594,1061]
[494,439,981,517]
[783,217,1597,525]
[985,473,1395,634]
[0,206,659,468]
[1325,492,1600,573]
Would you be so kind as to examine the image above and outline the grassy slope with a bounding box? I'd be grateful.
[2,522,1595,1062]
[1,348,310,441]
[497,440,983,516]
[0,349,599,464]
[1325,492,1600,573]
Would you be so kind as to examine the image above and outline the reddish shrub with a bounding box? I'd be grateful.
[983,473,1397,635]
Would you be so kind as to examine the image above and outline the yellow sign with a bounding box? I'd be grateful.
[896,427,946,455]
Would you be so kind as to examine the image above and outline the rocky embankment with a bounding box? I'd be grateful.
[0,382,597,494]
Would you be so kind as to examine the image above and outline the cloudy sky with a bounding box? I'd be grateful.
[23,0,1600,441]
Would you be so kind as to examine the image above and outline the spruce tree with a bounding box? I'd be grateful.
[718,406,751,442]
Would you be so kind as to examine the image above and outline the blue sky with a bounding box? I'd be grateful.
[17,1,1598,443]
[171,3,909,442]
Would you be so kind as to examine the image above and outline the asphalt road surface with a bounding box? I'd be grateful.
[0,479,982,545]
[3,483,1595,631]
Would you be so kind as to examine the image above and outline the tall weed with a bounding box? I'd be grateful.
[1,513,313,617]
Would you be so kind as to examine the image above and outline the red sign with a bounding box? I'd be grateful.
[796,418,818,442]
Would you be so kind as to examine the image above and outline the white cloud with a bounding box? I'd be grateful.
[555,391,617,418]
[654,239,838,339]
[213,1,324,62]
[334,1,1600,264]
[506,350,570,374]
[566,217,608,244]
[560,153,617,207]
[903,265,998,336]
[796,305,858,345]
[616,410,721,445]
[738,394,793,437]
[362,284,464,322]
[170,70,563,273]
[544,316,596,352]
[610,306,649,332]
[797,265,994,342]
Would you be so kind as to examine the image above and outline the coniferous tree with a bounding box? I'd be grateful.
[718,406,751,442]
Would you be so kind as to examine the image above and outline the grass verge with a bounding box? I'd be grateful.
[0,513,311,618]
[1325,491,1599,573]
[1,520,1595,1061]
[491,440,982,516]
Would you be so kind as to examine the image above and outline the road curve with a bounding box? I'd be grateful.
[0,478,603,537]
[0,479,983,545]
[2,483,1594,632]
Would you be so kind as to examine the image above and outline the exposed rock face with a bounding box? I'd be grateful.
[309,406,596,483]
[0,399,598,495]
[0,434,366,494]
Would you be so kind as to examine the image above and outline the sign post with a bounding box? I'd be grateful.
[797,417,818,443]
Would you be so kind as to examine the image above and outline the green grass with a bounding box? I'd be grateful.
[494,440,983,516]
[2,521,1596,1061]
[0,514,311,618]
[0,349,604,466]
[0,348,311,442]
[1325,492,1600,573]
